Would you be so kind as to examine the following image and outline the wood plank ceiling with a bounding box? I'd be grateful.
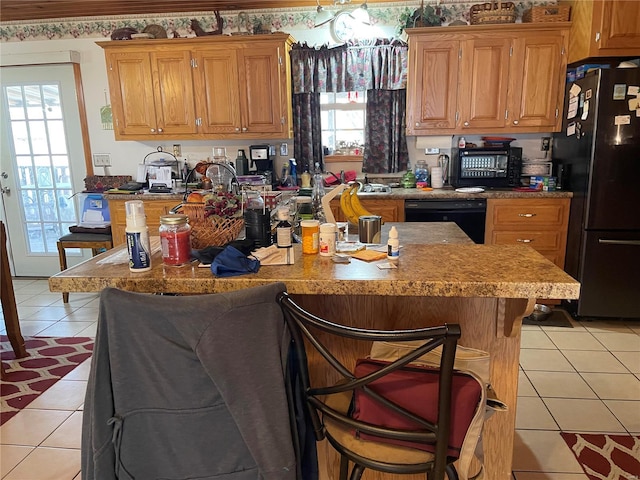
[1,0,390,23]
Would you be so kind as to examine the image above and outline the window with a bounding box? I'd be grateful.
[320,91,366,156]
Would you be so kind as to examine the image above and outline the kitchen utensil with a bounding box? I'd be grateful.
[438,154,450,185]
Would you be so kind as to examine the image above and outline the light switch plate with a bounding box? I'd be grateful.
[280,143,288,156]
[93,153,111,167]
[425,148,440,154]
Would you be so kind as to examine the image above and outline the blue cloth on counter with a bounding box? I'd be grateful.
[210,245,260,277]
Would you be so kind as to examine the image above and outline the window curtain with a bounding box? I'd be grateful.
[292,93,322,175]
[364,89,409,173]
[290,39,409,174]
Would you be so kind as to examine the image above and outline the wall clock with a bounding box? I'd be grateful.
[331,11,356,42]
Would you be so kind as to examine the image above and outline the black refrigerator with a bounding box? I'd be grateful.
[553,67,640,318]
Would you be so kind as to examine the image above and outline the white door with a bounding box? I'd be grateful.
[0,64,89,276]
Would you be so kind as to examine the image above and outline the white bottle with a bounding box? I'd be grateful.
[319,222,337,257]
[458,137,466,148]
[125,200,152,272]
[387,226,399,262]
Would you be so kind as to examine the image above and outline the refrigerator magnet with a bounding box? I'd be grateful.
[628,86,639,96]
[567,122,576,136]
[613,84,626,100]
[585,89,592,100]
[614,115,631,125]
[581,101,589,120]
[629,97,639,112]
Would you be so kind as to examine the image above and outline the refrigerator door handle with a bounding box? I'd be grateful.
[598,239,640,246]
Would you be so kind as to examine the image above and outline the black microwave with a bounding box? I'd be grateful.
[451,147,522,188]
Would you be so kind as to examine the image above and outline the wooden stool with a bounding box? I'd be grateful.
[57,232,112,303]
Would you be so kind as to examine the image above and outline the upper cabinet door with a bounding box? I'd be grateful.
[458,37,511,131]
[150,50,197,135]
[406,38,459,134]
[508,32,567,130]
[239,45,287,135]
[598,0,640,50]
[192,47,242,134]
[105,51,157,137]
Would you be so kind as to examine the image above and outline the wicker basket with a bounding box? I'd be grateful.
[522,5,570,23]
[470,2,516,25]
[178,203,244,249]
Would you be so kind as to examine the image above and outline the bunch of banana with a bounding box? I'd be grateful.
[340,184,375,225]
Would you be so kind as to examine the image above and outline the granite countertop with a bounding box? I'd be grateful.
[103,188,572,202]
[49,222,579,300]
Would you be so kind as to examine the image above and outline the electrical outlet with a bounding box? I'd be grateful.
[92,153,111,167]
[541,137,551,151]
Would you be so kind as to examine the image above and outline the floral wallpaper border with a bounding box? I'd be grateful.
[0,0,555,42]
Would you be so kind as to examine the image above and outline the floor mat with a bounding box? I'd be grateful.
[561,432,640,479]
[1,335,93,425]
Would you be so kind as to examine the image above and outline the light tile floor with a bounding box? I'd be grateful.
[1,279,639,479]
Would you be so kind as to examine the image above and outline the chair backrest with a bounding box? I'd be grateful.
[277,291,471,479]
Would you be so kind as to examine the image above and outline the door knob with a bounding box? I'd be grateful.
[1,187,10,194]
[1,172,7,179]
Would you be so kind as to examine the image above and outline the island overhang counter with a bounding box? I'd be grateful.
[48,223,579,480]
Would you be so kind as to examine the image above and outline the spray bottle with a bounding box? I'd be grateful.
[125,200,152,272]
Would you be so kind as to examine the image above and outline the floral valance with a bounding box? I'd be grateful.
[290,39,408,94]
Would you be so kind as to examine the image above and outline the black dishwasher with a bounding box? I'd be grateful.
[404,199,487,244]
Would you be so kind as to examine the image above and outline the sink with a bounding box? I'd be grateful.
[358,183,392,195]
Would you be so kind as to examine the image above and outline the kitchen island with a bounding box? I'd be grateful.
[49,222,579,480]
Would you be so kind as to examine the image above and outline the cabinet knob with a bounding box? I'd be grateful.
[415,122,419,127]
[513,120,519,125]
[516,239,533,243]
[150,128,156,133]
[464,121,469,127]
[158,128,163,133]
[235,127,241,132]
[242,127,247,132]
[518,213,536,218]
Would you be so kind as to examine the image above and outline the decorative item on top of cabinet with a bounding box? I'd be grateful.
[190,12,222,36]
[560,0,640,64]
[406,23,569,135]
[97,34,294,140]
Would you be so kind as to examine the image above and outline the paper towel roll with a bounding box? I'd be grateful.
[431,167,444,188]
[415,136,454,150]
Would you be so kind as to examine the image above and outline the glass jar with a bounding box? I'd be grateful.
[159,214,191,266]
[415,160,429,184]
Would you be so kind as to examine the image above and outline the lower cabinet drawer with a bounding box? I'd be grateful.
[490,230,563,250]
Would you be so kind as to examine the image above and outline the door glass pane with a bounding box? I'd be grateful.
[2,81,76,254]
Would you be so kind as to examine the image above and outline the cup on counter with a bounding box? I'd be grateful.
[431,166,444,189]
[358,215,382,244]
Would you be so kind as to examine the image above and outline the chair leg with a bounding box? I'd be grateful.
[349,464,365,480]
[445,464,459,480]
[339,455,349,480]
[56,241,69,303]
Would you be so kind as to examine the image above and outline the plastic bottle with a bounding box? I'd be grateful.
[125,200,152,272]
[182,161,190,183]
[301,219,320,254]
[275,208,292,248]
[319,222,337,257]
[387,226,399,262]
[311,164,326,222]
[458,137,466,148]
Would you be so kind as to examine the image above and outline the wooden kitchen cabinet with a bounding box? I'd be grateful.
[98,34,294,140]
[561,0,640,64]
[109,197,182,246]
[485,198,570,269]
[103,48,197,138]
[330,198,405,223]
[406,24,570,135]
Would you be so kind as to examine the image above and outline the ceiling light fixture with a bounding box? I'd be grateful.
[350,0,370,25]
[314,0,335,27]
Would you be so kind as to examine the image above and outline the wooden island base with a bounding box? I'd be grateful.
[293,294,532,480]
